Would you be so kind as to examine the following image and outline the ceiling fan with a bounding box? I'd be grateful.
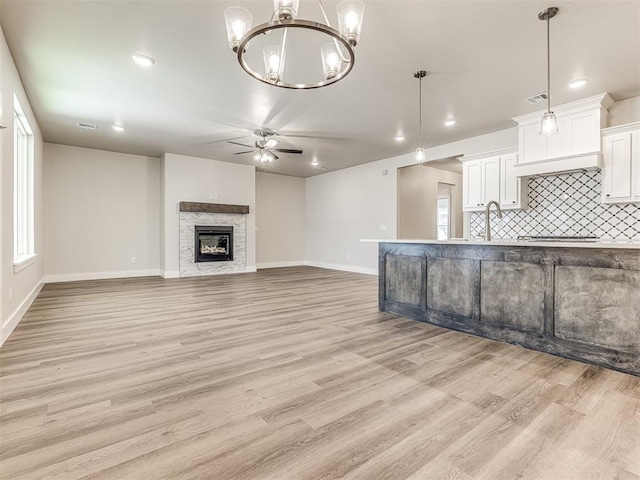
[229,128,303,163]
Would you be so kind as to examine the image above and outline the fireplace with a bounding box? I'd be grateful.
[195,226,233,262]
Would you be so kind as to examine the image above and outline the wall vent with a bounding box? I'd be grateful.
[524,92,549,105]
[77,122,97,130]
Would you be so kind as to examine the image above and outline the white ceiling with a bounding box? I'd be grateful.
[1,0,639,177]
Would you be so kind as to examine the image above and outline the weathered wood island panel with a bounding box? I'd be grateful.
[378,241,640,376]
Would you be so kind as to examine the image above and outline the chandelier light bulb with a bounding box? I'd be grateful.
[273,0,299,20]
[263,45,285,83]
[321,43,342,80]
[224,7,253,52]
[415,147,425,163]
[540,111,559,136]
[337,0,365,47]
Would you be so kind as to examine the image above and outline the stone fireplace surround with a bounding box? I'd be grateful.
[179,202,249,277]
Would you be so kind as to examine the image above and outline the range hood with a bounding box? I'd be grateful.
[512,93,613,178]
[514,151,602,177]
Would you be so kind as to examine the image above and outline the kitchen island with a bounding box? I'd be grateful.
[368,239,640,376]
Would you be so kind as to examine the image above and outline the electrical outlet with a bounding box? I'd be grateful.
[209,193,214,200]
[213,194,219,200]
[131,257,136,264]
[346,254,351,260]
[9,287,12,300]
[379,225,387,231]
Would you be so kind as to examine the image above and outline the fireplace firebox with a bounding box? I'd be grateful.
[195,226,233,262]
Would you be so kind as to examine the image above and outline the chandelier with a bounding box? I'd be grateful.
[224,0,365,89]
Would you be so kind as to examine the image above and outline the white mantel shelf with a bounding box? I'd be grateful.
[361,239,640,249]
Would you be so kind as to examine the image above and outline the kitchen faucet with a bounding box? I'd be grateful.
[485,200,502,241]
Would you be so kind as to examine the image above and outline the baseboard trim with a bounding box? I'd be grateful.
[306,261,378,276]
[45,269,161,283]
[1,279,45,347]
[256,261,306,269]
[161,270,180,279]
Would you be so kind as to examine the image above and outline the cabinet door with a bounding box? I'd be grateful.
[632,131,640,199]
[500,153,520,207]
[602,132,632,201]
[463,160,483,209]
[520,124,547,163]
[482,157,500,205]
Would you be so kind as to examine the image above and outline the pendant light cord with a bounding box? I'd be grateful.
[418,74,422,148]
[547,14,551,114]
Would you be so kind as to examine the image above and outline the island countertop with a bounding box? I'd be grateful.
[361,238,640,249]
[375,240,640,376]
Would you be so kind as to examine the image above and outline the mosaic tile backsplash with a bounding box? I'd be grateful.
[470,171,640,240]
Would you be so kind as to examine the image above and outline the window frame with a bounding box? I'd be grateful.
[13,97,35,269]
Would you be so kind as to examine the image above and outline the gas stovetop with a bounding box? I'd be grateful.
[517,235,599,242]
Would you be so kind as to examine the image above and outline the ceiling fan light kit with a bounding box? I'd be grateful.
[230,129,303,163]
[539,6,559,136]
[224,0,365,89]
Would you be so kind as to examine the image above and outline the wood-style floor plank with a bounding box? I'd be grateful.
[1,266,639,479]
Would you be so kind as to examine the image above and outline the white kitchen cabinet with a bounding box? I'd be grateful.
[513,94,613,177]
[500,152,527,208]
[601,122,640,204]
[460,148,526,212]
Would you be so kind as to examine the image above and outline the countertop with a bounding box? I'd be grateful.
[360,238,640,249]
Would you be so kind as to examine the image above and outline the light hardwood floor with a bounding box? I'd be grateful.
[1,266,639,480]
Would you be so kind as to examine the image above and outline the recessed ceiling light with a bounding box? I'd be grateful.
[311,159,319,166]
[112,125,125,132]
[568,78,588,89]
[394,135,406,141]
[132,54,155,67]
[444,119,456,127]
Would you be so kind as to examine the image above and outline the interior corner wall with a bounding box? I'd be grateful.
[160,153,256,277]
[397,165,463,240]
[305,127,518,274]
[1,25,45,346]
[255,172,305,268]
[43,144,160,281]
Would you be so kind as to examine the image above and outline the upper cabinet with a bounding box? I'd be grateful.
[513,93,615,177]
[601,122,640,204]
[460,148,527,212]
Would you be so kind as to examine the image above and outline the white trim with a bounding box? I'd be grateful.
[601,121,640,136]
[256,261,306,269]
[512,93,615,125]
[161,270,180,279]
[13,253,38,273]
[45,269,161,283]
[1,280,44,347]
[306,261,378,276]
[457,147,518,163]
[514,151,602,177]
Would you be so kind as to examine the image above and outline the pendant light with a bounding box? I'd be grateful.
[414,70,427,163]
[539,7,559,136]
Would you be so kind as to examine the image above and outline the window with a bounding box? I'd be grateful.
[13,97,34,264]
[437,196,450,240]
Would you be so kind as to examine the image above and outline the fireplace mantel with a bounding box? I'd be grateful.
[179,202,250,215]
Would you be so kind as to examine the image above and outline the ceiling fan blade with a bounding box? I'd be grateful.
[228,141,254,148]
[272,153,280,160]
[274,148,303,154]
[233,151,255,155]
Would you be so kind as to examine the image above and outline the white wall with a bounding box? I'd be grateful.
[1,25,45,345]
[397,165,463,240]
[160,153,256,277]
[305,127,518,274]
[255,172,305,268]
[608,96,640,126]
[43,144,160,281]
